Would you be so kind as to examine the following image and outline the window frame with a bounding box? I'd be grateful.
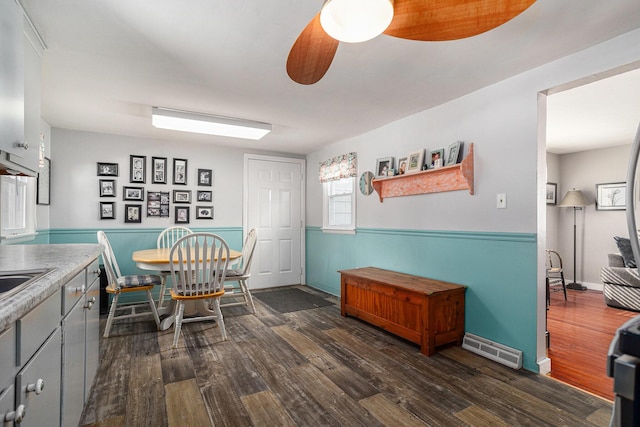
[322,176,356,234]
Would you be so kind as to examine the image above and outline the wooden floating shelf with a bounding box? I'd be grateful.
[372,143,474,203]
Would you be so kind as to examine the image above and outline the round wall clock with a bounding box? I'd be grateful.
[359,171,374,196]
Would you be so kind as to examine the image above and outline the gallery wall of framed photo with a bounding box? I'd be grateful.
[97,155,214,224]
[374,141,465,178]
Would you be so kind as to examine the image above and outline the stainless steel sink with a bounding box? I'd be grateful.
[0,269,53,299]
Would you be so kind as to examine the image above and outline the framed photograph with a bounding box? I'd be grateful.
[428,149,445,169]
[37,157,50,205]
[546,182,557,205]
[173,189,191,204]
[130,155,146,183]
[175,206,190,224]
[446,141,462,166]
[123,186,144,201]
[124,204,142,223]
[397,157,408,175]
[152,157,167,184]
[99,179,116,197]
[97,162,118,176]
[197,190,212,202]
[196,206,214,219]
[375,157,394,178]
[596,182,626,210]
[147,191,170,217]
[198,168,212,186]
[173,158,187,185]
[406,149,424,174]
[100,202,115,219]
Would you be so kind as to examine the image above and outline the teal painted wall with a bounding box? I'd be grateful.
[305,226,538,371]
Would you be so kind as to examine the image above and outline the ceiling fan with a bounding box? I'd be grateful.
[286,0,536,85]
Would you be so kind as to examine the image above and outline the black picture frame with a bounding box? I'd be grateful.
[197,190,212,202]
[99,179,116,197]
[198,168,212,186]
[196,206,214,219]
[175,206,190,224]
[130,155,146,183]
[123,186,144,201]
[546,182,557,205]
[97,162,118,176]
[100,202,115,219]
[37,157,50,205]
[147,191,170,217]
[173,158,187,185]
[173,189,191,204]
[152,157,167,184]
[125,204,142,223]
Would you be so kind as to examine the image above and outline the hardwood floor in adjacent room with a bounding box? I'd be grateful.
[82,287,615,427]
[547,287,638,401]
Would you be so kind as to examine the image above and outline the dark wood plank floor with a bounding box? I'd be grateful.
[82,287,615,427]
[547,287,637,401]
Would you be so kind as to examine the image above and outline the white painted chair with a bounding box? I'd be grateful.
[156,226,193,308]
[169,233,230,348]
[97,231,161,338]
[220,229,258,313]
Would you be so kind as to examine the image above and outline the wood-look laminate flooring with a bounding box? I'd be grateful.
[547,287,638,401]
[82,287,614,427]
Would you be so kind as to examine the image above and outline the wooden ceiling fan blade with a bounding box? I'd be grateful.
[384,0,536,41]
[287,13,339,85]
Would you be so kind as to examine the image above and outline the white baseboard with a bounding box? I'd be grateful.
[581,281,603,291]
[538,357,551,375]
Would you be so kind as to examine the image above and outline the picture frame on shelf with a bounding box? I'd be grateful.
[397,157,408,175]
[100,202,115,219]
[123,186,144,201]
[196,206,214,219]
[546,182,557,205]
[197,190,212,202]
[152,157,167,184]
[130,155,146,183]
[428,149,444,169]
[375,157,394,178]
[197,168,212,186]
[596,182,626,210]
[445,141,462,166]
[124,204,142,223]
[175,206,190,224]
[173,189,191,203]
[173,158,187,185]
[406,149,424,174]
[97,162,118,176]
[99,179,116,197]
[37,157,50,205]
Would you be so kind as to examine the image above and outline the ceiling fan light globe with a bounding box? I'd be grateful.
[320,0,394,43]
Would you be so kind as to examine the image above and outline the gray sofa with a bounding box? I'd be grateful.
[601,253,640,311]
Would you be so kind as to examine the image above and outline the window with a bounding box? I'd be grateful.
[322,177,356,233]
[1,175,37,242]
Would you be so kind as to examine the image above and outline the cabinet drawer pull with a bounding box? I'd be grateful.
[85,297,96,310]
[93,269,101,276]
[2,404,26,423]
[26,378,44,395]
[16,141,29,150]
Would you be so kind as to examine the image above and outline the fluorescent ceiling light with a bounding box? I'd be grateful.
[151,107,271,140]
[320,0,394,43]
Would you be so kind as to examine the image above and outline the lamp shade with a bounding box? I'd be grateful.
[558,189,590,208]
[320,0,394,43]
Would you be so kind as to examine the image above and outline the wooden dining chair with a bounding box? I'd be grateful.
[97,231,161,338]
[220,228,257,313]
[156,226,193,308]
[169,233,230,348]
[546,249,567,304]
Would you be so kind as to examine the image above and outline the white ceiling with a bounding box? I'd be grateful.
[18,0,640,155]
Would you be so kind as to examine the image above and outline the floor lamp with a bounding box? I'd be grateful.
[558,188,590,290]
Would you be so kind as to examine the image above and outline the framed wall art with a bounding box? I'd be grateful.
[97,162,118,176]
[173,158,187,185]
[175,206,190,224]
[100,202,115,219]
[596,182,626,210]
[196,206,214,219]
[125,204,142,223]
[147,191,170,217]
[130,155,146,183]
[152,157,167,184]
[198,168,212,186]
[37,157,50,205]
[375,157,394,178]
[123,186,144,201]
[546,182,557,205]
[197,190,212,202]
[406,149,424,173]
[173,189,191,203]
[99,179,116,197]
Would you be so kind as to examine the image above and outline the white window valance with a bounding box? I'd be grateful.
[318,152,357,183]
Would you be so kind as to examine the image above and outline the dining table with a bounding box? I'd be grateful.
[132,247,242,330]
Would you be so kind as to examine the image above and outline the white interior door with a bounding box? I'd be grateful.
[244,155,305,289]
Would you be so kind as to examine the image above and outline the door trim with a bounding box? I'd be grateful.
[243,154,306,285]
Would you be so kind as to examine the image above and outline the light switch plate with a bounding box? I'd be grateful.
[497,193,507,209]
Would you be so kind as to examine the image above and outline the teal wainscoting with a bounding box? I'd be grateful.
[305,226,539,372]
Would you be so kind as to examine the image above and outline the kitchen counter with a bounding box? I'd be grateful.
[0,244,104,333]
